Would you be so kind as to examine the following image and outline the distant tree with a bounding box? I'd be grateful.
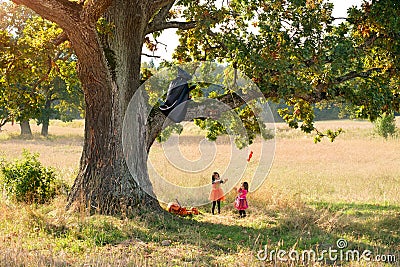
[0,2,82,136]
[0,4,40,135]
[37,57,83,136]
[38,75,84,136]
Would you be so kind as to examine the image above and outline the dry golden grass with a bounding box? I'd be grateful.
[262,136,400,203]
[0,119,399,266]
[1,119,399,204]
[0,121,83,184]
[149,119,400,206]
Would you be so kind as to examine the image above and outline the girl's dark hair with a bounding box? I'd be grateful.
[243,182,249,191]
[212,172,219,182]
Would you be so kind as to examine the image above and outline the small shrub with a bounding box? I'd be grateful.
[374,113,398,139]
[0,150,57,204]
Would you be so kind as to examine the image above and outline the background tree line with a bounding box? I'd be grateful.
[0,2,84,136]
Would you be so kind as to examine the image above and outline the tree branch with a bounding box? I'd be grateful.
[30,56,53,92]
[12,0,82,30]
[152,0,175,11]
[52,31,69,46]
[146,20,196,35]
[12,0,113,32]
[82,0,113,22]
[147,0,202,34]
[141,53,161,58]
[204,29,229,51]
[149,0,175,24]
[333,67,384,84]
[146,89,278,150]
[356,34,379,50]
[295,67,391,103]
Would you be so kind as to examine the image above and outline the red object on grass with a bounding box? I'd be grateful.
[247,151,253,162]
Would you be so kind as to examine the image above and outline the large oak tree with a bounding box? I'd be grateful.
[9,0,200,214]
[9,0,399,214]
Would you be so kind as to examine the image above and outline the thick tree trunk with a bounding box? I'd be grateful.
[41,99,51,137]
[66,1,160,214]
[67,97,154,214]
[13,0,174,215]
[20,120,32,136]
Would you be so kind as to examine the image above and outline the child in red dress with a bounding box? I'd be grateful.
[209,172,228,215]
[235,182,249,218]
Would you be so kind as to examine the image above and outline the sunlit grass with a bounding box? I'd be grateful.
[149,119,400,205]
[0,119,399,266]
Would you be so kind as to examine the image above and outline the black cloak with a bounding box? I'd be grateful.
[159,67,193,123]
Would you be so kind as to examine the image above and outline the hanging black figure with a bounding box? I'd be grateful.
[159,67,195,123]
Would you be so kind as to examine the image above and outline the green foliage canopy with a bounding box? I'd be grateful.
[171,0,400,142]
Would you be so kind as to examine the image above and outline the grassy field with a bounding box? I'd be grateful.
[0,119,399,266]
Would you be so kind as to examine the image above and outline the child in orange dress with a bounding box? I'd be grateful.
[209,172,228,215]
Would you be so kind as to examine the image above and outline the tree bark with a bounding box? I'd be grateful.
[41,98,51,136]
[0,117,8,131]
[41,118,49,137]
[66,0,161,214]
[20,120,32,136]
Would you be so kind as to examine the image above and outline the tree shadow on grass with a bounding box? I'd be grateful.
[82,199,394,266]
[307,201,400,251]
[3,200,399,266]
[132,201,400,265]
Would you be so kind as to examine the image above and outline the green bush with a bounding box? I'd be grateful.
[0,150,57,204]
[374,113,398,139]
